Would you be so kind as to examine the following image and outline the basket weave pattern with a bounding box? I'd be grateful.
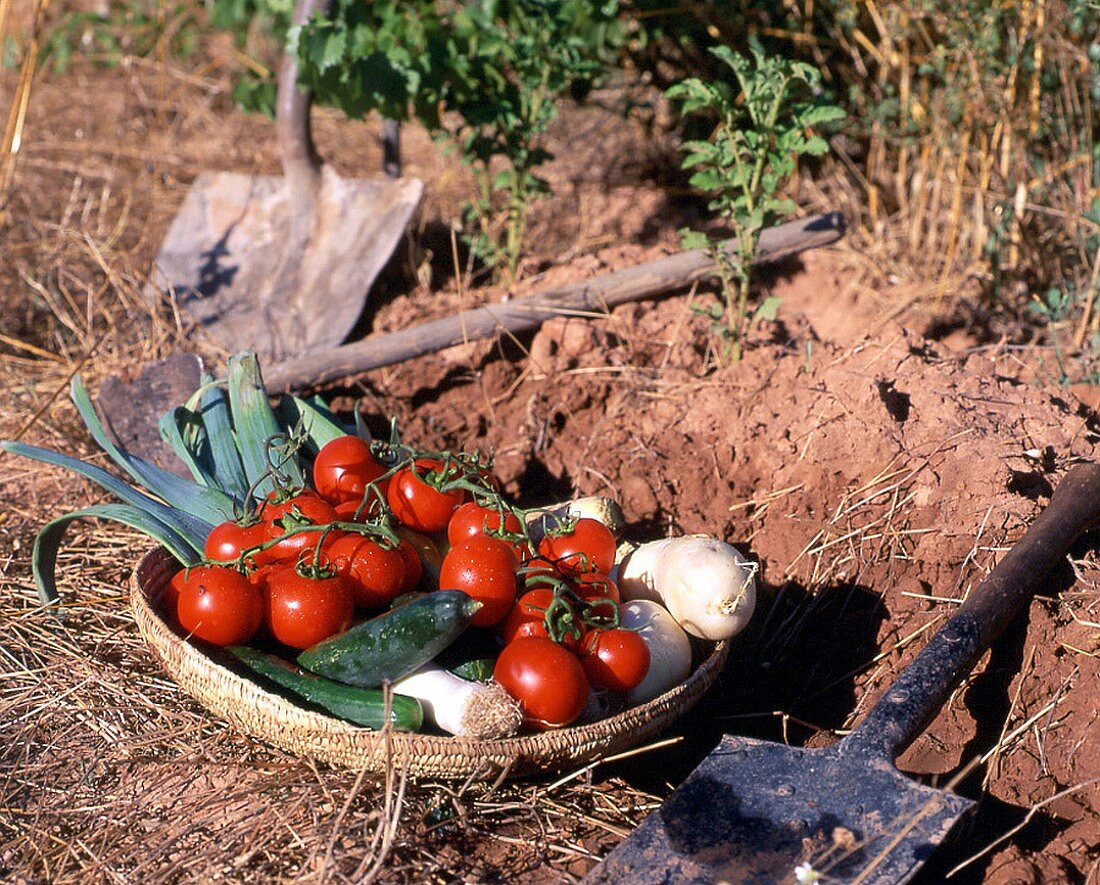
[131,547,729,779]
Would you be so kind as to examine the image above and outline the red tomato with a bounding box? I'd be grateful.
[334,500,359,521]
[519,556,563,589]
[204,520,269,565]
[311,435,389,506]
[386,459,466,533]
[439,535,519,627]
[246,562,281,593]
[494,637,589,729]
[395,538,423,593]
[573,571,621,604]
[173,565,263,647]
[501,587,556,644]
[333,498,385,522]
[327,533,406,609]
[447,501,524,547]
[264,565,354,650]
[262,491,339,562]
[579,628,650,692]
[500,587,585,649]
[261,490,339,527]
[538,518,617,575]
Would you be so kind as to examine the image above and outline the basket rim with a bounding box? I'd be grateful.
[130,547,729,778]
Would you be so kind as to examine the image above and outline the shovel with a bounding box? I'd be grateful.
[585,462,1100,884]
[146,0,422,364]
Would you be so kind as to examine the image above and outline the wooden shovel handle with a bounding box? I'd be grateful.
[275,0,329,198]
[264,212,846,391]
[844,462,1100,762]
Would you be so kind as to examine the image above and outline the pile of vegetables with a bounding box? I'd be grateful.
[3,352,758,740]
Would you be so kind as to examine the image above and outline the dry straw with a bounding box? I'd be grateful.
[130,547,729,779]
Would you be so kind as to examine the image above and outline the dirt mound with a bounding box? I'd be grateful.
[369,297,1100,881]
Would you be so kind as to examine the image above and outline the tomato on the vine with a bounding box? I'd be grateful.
[573,571,621,604]
[312,435,389,506]
[263,565,354,649]
[387,459,467,533]
[501,587,554,644]
[204,520,269,565]
[537,518,616,575]
[261,491,339,562]
[395,538,423,593]
[500,587,582,648]
[327,533,406,609]
[173,565,264,647]
[579,628,650,693]
[493,637,589,729]
[333,498,385,523]
[447,501,524,548]
[439,535,519,627]
[246,562,281,593]
[262,490,340,524]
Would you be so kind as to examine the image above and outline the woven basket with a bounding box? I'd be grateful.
[131,547,728,779]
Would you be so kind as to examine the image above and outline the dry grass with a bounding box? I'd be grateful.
[775,0,1100,351]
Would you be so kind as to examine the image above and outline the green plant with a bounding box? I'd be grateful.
[668,43,843,361]
[39,0,202,73]
[437,0,619,283]
[220,0,619,284]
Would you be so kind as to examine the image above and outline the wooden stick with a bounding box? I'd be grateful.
[265,212,846,391]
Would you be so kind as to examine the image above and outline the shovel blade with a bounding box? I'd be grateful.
[585,735,974,885]
[148,168,422,363]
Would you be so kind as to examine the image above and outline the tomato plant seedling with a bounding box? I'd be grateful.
[667,41,844,362]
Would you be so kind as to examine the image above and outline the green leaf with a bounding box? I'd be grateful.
[801,135,832,156]
[0,440,212,551]
[688,169,726,192]
[273,394,349,457]
[492,167,516,190]
[754,296,782,323]
[159,406,217,489]
[353,408,373,443]
[197,382,251,503]
[69,375,236,525]
[31,504,200,607]
[318,29,347,72]
[227,352,305,497]
[801,105,846,126]
[679,228,712,251]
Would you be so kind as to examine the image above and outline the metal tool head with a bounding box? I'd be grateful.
[586,734,973,885]
[148,168,422,364]
[96,353,203,477]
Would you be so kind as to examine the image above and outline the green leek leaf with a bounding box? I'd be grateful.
[353,409,372,442]
[228,352,304,496]
[158,406,219,489]
[1,441,212,550]
[274,394,349,458]
[69,376,236,525]
[31,503,199,606]
[198,380,250,503]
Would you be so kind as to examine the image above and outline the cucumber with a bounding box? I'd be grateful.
[227,645,424,731]
[297,590,480,688]
[434,627,500,682]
